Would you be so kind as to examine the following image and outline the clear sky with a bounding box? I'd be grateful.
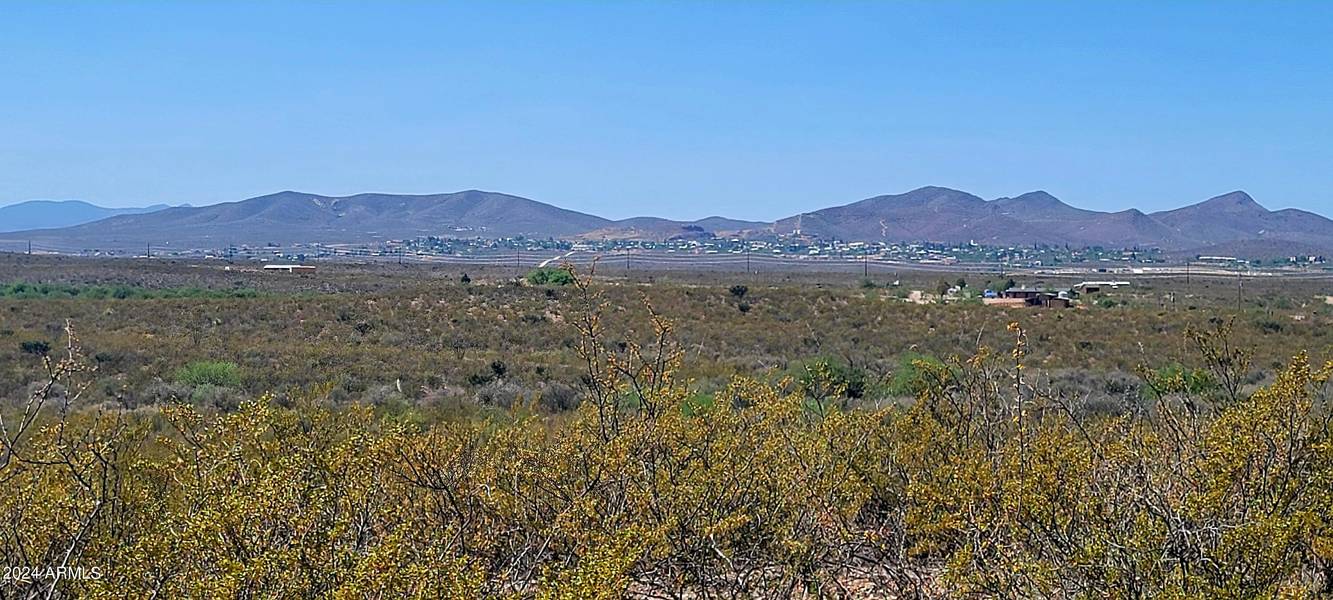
[3,1,1332,220]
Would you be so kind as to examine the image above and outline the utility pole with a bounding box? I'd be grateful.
[147,243,151,258]
[398,245,404,266]
[1236,268,1243,311]
[746,245,751,274]
[27,240,31,255]
[625,249,631,274]
[1185,260,1191,285]
[863,252,869,278]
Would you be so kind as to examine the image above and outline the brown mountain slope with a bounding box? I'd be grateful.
[1151,191,1333,251]
[773,187,1187,248]
[2,190,612,250]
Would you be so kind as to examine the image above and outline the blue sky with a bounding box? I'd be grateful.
[2,1,1331,220]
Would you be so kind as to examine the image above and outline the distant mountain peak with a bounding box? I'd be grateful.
[857,186,984,208]
[1198,190,1266,213]
[911,185,969,194]
[995,190,1065,206]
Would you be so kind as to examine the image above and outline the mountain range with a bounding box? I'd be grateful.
[2,187,1330,257]
[774,187,1333,256]
[0,200,180,232]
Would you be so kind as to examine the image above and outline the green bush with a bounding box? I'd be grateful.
[525,267,575,286]
[175,361,242,388]
[1256,319,1284,334]
[887,351,945,397]
[798,357,870,400]
[1145,363,1216,396]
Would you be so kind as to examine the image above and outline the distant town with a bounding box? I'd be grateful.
[54,231,1324,274]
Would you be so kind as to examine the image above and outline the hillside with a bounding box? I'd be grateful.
[1150,191,1333,252]
[772,187,1187,248]
[2,190,611,250]
[773,187,1333,253]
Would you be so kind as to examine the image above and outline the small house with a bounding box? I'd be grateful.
[999,286,1076,309]
[1044,295,1073,309]
[1002,287,1044,301]
[1074,281,1130,294]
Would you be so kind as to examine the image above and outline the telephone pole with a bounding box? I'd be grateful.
[863,252,869,278]
[146,243,151,258]
[1236,268,1243,311]
[27,240,31,255]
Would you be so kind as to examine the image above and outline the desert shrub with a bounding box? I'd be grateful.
[798,357,871,401]
[536,381,580,412]
[473,378,528,407]
[189,383,246,411]
[135,380,191,407]
[174,360,242,388]
[526,267,574,286]
[1102,370,1141,395]
[19,339,50,356]
[1143,363,1216,396]
[887,351,944,397]
[363,383,405,405]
